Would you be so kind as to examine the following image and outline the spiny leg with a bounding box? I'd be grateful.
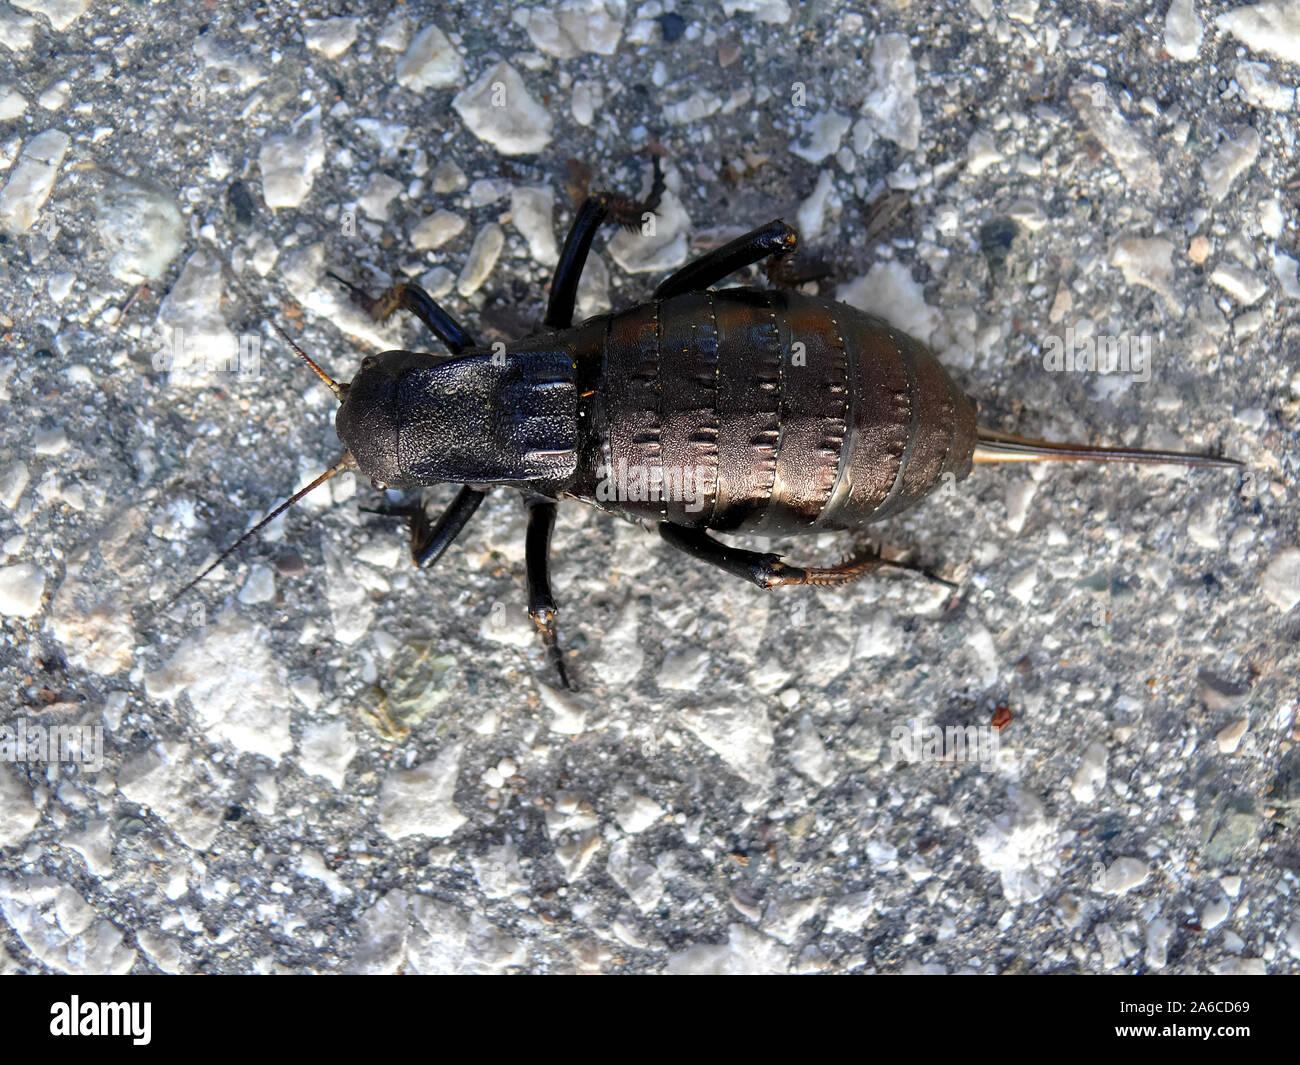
[327,273,475,354]
[524,495,573,690]
[653,219,797,299]
[364,484,489,568]
[657,524,955,590]
[545,156,666,330]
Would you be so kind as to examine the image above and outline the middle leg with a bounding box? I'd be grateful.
[364,484,489,568]
[524,495,573,690]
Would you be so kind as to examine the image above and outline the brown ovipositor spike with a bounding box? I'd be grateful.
[972,427,1243,469]
[157,453,357,617]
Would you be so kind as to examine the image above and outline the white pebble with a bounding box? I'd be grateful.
[0,562,45,617]
[410,209,465,251]
[1261,548,1300,611]
[1095,857,1150,895]
[303,17,359,59]
[509,185,557,265]
[1203,128,1260,203]
[452,61,553,156]
[1210,262,1268,306]
[395,25,463,91]
[1216,1,1300,67]
[94,171,184,282]
[259,106,325,210]
[1164,0,1203,62]
[457,223,505,297]
[0,128,70,235]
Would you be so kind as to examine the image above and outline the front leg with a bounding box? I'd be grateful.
[524,495,574,690]
[364,484,488,567]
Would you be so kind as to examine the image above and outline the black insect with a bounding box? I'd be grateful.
[170,164,1239,689]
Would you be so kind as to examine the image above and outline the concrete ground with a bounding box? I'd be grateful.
[0,0,1298,973]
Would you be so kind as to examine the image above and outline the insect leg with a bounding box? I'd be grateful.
[657,524,953,589]
[363,484,488,568]
[653,220,797,299]
[326,273,476,353]
[523,495,574,690]
[544,157,665,329]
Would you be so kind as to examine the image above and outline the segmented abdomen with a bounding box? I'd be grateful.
[573,288,977,534]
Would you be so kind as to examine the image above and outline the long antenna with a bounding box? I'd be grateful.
[263,314,346,401]
[973,427,1242,468]
[205,241,346,401]
[158,453,357,616]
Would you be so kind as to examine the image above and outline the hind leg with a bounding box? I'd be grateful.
[658,524,954,589]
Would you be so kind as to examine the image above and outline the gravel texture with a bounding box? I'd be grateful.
[1,0,1299,974]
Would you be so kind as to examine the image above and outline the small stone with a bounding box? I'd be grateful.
[1201,896,1230,929]
[298,720,357,789]
[1216,1,1300,67]
[303,16,359,59]
[1070,742,1108,803]
[358,173,403,220]
[1210,262,1268,306]
[0,86,26,120]
[259,106,325,210]
[395,25,463,91]
[1110,237,1175,306]
[1216,717,1249,754]
[1203,128,1260,203]
[453,61,553,156]
[10,0,89,32]
[514,0,627,59]
[378,744,466,839]
[789,111,852,165]
[607,186,690,273]
[615,795,665,834]
[0,563,45,616]
[1188,235,1211,264]
[509,186,557,265]
[431,160,467,194]
[571,81,602,126]
[1234,61,1295,111]
[0,11,39,50]
[0,129,70,235]
[94,172,184,282]
[32,427,67,455]
[411,209,465,251]
[721,0,791,26]
[861,34,920,150]
[0,462,30,510]
[1070,81,1159,191]
[237,564,275,605]
[456,223,505,297]
[1095,857,1150,895]
[1164,0,1203,61]
[1261,548,1300,611]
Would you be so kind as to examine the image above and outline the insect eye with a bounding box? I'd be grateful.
[371,477,388,491]
[361,355,377,370]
